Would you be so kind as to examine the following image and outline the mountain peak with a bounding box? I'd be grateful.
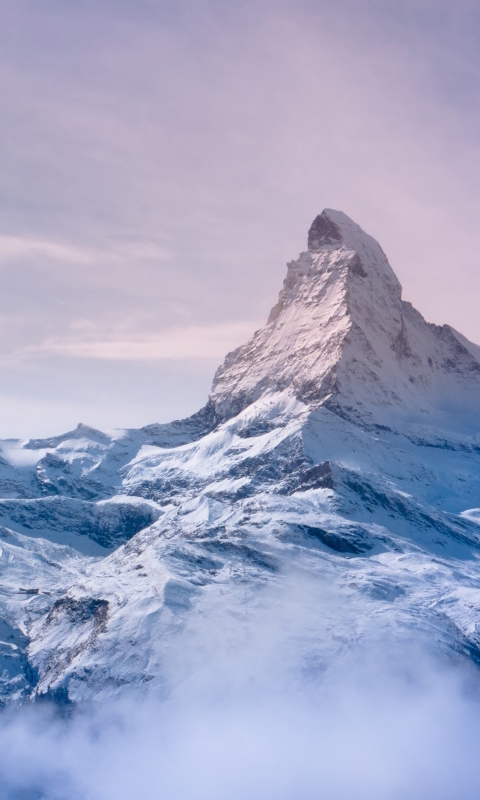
[308,210,398,282]
[209,211,480,428]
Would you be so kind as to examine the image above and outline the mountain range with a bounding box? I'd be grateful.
[1,209,480,705]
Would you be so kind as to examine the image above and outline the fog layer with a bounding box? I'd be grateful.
[1,572,479,799]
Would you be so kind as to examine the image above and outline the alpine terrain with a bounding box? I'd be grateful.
[1,208,480,706]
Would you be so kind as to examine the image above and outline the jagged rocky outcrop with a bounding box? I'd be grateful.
[1,210,480,704]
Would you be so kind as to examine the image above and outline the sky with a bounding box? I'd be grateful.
[1,0,480,437]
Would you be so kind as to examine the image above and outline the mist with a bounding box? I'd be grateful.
[1,570,480,800]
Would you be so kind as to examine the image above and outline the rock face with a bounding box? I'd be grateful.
[1,210,480,705]
[210,209,480,427]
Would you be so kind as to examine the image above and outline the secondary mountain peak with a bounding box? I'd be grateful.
[210,211,480,429]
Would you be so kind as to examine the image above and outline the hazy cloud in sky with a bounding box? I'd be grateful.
[1,0,480,436]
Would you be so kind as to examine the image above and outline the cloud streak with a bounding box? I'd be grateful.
[0,235,173,269]
[28,322,261,360]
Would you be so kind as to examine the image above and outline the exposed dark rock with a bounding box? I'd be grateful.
[46,597,109,631]
[0,497,159,548]
[308,211,342,249]
[294,524,373,554]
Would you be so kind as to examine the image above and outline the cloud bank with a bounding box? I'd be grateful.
[1,571,480,799]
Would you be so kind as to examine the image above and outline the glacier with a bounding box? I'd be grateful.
[1,207,480,723]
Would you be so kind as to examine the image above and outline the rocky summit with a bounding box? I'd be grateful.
[1,210,480,705]
[211,209,480,427]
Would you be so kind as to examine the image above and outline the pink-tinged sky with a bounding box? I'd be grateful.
[1,0,480,437]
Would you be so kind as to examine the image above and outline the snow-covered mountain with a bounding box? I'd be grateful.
[2,209,480,705]
[212,209,480,429]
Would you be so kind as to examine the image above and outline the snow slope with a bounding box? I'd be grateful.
[1,210,480,704]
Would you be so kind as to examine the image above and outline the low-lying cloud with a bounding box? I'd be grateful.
[1,571,480,799]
